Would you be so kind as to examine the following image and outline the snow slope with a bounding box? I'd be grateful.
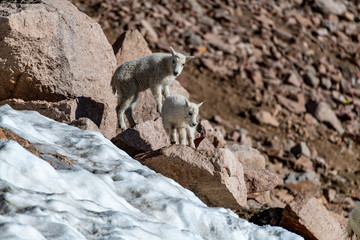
[0,104,303,240]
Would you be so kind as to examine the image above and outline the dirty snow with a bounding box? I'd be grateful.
[0,104,303,240]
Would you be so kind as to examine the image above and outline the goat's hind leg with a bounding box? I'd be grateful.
[125,92,138,128]
[117,95,134,131]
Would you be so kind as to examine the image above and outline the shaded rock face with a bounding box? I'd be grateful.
[0,99,77,123]
[135,145,247,209]
[0,0,117,138]
[111,118,170,156]
[112,29,190,128]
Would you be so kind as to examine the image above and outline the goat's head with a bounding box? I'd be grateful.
[170,46,195,77]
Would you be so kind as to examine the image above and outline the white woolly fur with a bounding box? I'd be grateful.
[161,94,203,148]
[111,46,194,130]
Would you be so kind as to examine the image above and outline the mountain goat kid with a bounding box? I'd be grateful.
[346,202,360,240]
[111,46,195,130]
[161,94,203,148]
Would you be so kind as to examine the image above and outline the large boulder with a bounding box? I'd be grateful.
[135,145,247,209]
[0,0,117,138]
[112,30,189,128]
[280,195,343,240]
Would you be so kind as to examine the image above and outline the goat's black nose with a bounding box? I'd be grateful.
[174,71,178,76]
[191,123,196,127]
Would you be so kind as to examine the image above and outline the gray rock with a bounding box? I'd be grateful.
[313,0,347,16]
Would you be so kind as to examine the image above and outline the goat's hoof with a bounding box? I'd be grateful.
[171,141,176,145]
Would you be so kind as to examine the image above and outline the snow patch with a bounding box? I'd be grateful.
[0,104,303,240]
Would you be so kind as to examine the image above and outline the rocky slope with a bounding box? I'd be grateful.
[70,0,360,230]
[0,0,359,239]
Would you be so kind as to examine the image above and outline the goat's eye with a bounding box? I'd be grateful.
[188,112,193,116]
[182,63,185,66]
[173,60,175,64]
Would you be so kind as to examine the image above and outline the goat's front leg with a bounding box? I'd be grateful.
[186,127,195,148]
[178,127,187,146]
[163,84,170,99]
[170,126,177,145]
[151,85,163,113]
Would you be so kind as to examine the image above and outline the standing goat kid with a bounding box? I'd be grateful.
[162,94,203,148]
[111,46,194,130]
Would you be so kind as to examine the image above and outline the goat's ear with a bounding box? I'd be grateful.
[170,46,176,56]
[186,56,195,61]
[185,99,190,107]
[197,102,203,108]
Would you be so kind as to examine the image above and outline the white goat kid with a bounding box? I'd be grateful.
[111,46,194,130]
[161,94,203,148]
[346,202,360,240]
